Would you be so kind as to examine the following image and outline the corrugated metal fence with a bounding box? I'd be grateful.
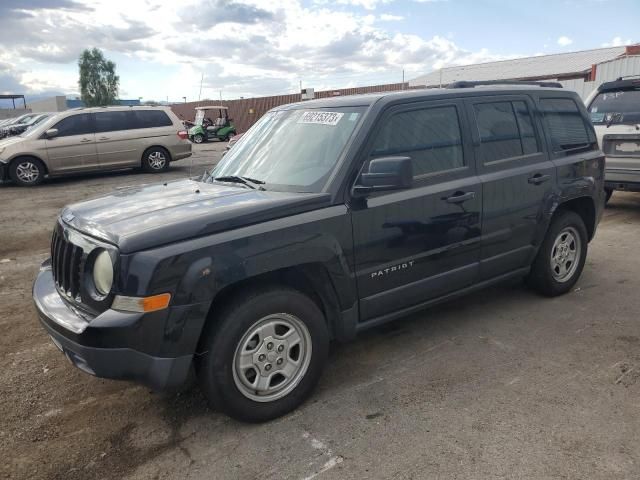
[170,82,412,133]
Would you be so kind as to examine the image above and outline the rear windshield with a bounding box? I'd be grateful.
[588,89,640,125]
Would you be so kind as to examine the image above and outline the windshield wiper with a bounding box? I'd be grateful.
[213,175,266,190]
[606,112,623,128]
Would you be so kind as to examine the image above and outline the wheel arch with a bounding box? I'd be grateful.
[195,263,343,354]
[555,196,597,241]
[9,154,49,175]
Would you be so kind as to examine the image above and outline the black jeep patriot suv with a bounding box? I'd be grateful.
[34,83,605,422]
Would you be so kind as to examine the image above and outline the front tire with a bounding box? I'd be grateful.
[142,147,170,173]
[197,287,329,422]
[192,133,204,144]
[10,157,45,186]
[527,210,588,296]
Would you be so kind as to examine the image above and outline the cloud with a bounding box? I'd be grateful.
[601,36,633,47]
[179,0,275,28]
[379,13,404,21]
[557,36,573,47]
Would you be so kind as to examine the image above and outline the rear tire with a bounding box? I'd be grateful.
[9,157,45,186]
[604,188,613,205]
[197,287,329,422]
[142,147,170,173]
[527,210,588,296]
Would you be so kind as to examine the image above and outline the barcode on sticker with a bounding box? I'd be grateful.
[298,111,344,126]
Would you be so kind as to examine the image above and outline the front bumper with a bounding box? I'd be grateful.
[33,263,206,390]
[0,161,7,181]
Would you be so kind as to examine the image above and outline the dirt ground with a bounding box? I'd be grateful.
[1,145,640,479]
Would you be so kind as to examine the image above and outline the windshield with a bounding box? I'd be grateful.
[589,89,640,125]
[205,106,365,193]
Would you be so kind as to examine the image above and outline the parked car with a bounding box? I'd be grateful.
[33,83,604,422]
[0,113,52,138]
[585,76,640,203]
[0,106,191,186]
[0,113,43,139]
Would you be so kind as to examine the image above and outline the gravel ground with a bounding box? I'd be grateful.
[1,145,639,479]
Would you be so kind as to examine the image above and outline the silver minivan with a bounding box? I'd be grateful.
[0,106,192,186]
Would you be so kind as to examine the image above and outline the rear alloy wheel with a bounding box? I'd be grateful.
[10,158,45,186]
[197,287,329,422]
[142,147,170,173]
[527,210,588,296]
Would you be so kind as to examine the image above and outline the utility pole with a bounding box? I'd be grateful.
[402,69,405,89]
[198,73,204,102]
[219,90,222,102]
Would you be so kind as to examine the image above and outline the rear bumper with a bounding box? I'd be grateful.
[170,142,192,162]
[33,263,205,390]
[605,166,640,191]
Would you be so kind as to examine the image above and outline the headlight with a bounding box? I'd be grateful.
[93,250,113,295]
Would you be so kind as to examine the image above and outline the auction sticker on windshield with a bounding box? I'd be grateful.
[298,111,344,126]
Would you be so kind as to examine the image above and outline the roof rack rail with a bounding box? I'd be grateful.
[447,80,563,89]
[616,74,640,81]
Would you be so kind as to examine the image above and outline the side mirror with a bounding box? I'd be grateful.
[44,128,58,139]
[353,156,413,196]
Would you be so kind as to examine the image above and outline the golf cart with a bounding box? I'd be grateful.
[188,106,236,143]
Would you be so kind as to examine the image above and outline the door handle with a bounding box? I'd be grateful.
[98,136,110,141]
[80,138,92,143]
[444,191,475,204]
[528,173,551,185]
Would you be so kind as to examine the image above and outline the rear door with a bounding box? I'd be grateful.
[350,100,482,322]
[45,113,98,173]
[95,111,139,168]
[464,95,556,280]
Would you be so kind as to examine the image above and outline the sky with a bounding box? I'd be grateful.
[0,0,638,103]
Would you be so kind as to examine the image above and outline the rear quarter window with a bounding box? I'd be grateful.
[131,110,173,129]
[540,98,597,155]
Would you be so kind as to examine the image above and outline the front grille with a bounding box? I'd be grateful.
[51,226,84,299]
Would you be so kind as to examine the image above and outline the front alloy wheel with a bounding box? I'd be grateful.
[10,158,45,186]
[233,313,312,402]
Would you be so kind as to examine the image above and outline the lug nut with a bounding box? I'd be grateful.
[267,342,274,350]
[265,363,272,371]
[276,358,283,365]
[277,345,284,352]
[258,354,266,362]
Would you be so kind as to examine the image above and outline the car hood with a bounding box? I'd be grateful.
[62,179,331,253]
[0,135,24,148]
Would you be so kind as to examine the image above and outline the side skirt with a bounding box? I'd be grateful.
[354,266,530,333]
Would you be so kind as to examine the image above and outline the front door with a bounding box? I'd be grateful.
[45,113,98,173]
[463,95,556,280]
[350,100,482,322]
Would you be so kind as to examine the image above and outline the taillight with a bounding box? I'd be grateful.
[177,130,188,140]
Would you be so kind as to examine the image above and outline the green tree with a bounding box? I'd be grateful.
[78,48,119,106]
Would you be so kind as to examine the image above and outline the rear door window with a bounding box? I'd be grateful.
[473,100,540,164]
[131,110,173,129]
[371,105,465,177]
[51,113,94,137]
[95,111,132,133]
[540,98,597,155]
